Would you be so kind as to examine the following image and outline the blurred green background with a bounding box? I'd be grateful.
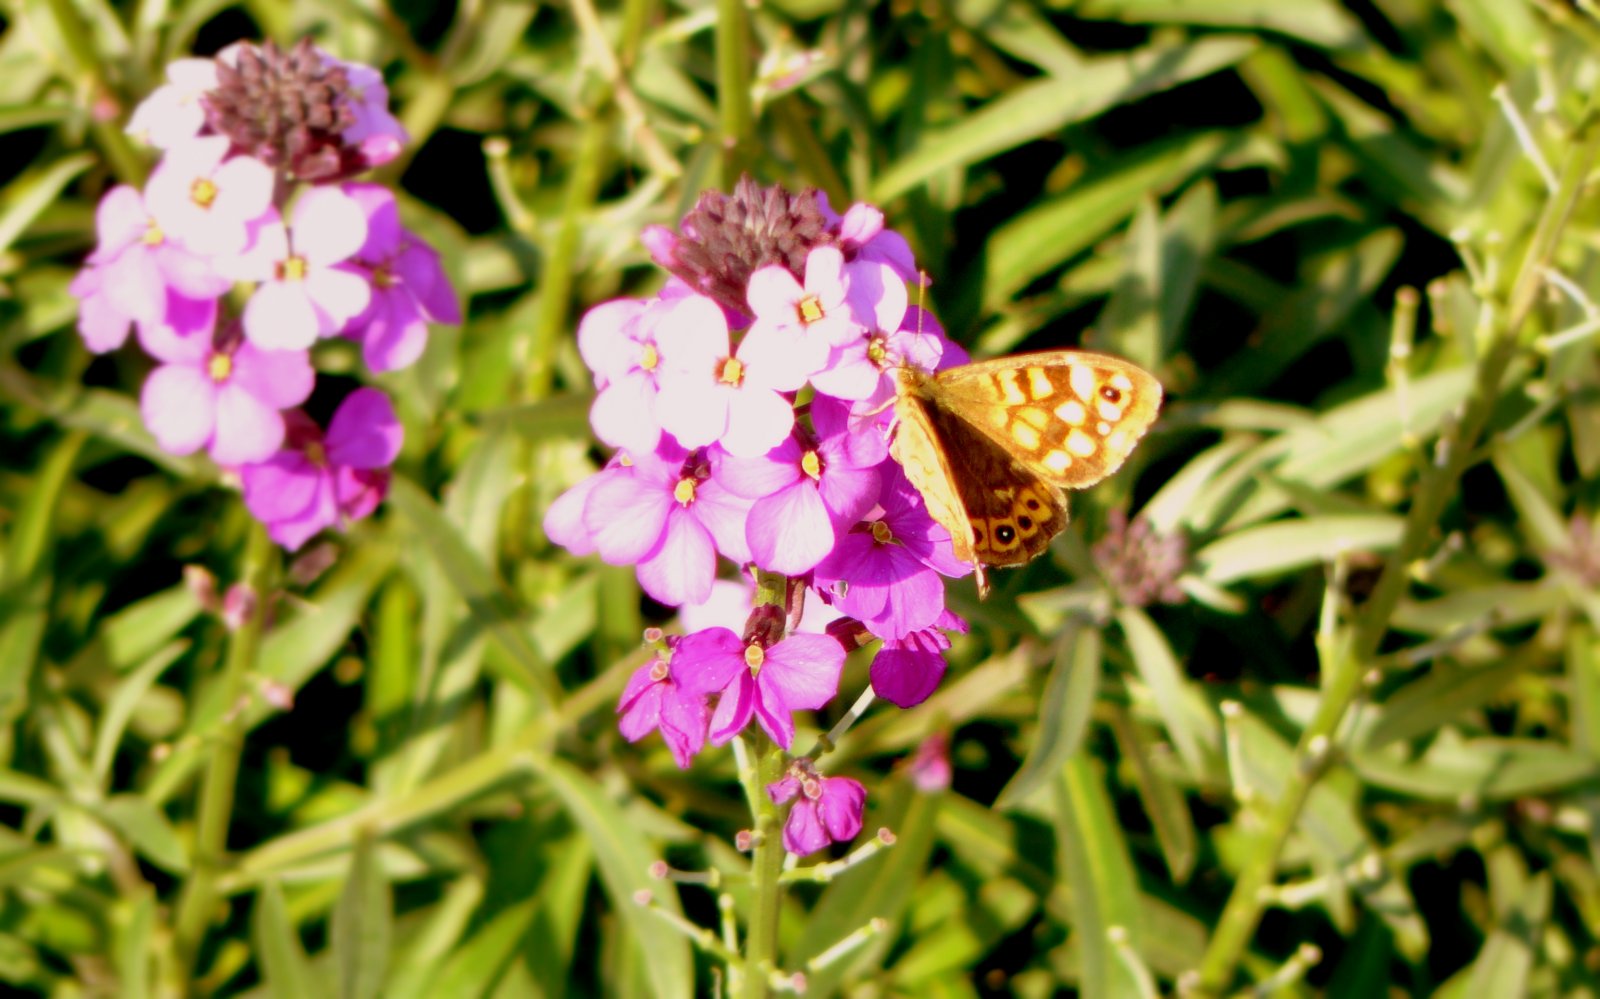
[5,0,1600,995]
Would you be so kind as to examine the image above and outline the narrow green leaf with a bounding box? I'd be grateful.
[332,831,393,999]
[1055,755,1150,999]
[1071,0,1369,50]
[539,757,691,999]
[1116,607,1209,775]
[1099,197,1163,369]
[1109,707,1196,883]
[98,795,187,873]
[91,641,187,786]
[252,881,325,999]
[1196,514,1405,585]
[1462,871,1550,997]
[0,153,94,255]
[113,889,155,999]
[998,622,1101,810]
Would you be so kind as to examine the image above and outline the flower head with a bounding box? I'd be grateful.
[143,136,275,257]
[1091,510,1189,607]
[673,627,845,749]
[767,759,866,856]
[618,641,710,769]
[339,184,459,371]
[240,387,402,550]
[869,609,968,708]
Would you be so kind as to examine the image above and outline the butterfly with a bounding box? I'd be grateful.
[890,350,1163,597]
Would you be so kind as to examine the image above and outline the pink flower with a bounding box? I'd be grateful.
[240,388,403,550]
[813,464,969,640]
[617,644,710,769]
[905,732,952,792]
[327,56,409,169]
[869,610,968,708]
[655,294,823,457]
[719,394,883,574]
[745,245,861,348]
[227,187,372,350]
[768,761,866,855]
[138,296,313,464]
[673,627,845,749]
[580,444,753,607]
[825,304,967,407]
[125,58,218,149]
[144,137,274,256]
[339,184,459,371]
[578,296,671,455]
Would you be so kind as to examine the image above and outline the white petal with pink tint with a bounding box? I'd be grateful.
[141,365,216,455]
[291,188,368,266]
[211,385,285,465]
[243,282,320,350]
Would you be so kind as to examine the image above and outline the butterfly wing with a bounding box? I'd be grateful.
[930,350,1163,490]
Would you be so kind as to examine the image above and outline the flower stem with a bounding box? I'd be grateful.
[738,732,786,999]
[714,0,754,180]
[1190,99,1600,996]
[173,521,278,978]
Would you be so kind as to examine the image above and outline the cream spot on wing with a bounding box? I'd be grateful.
[1069,364,1096,401]
[1096,399,1124,422]
[1067,429,1097,457]
[1055,400,1087,425]
[1017,407,1049,430]
[1043,450,1072,473]
[1110,372,1134,391]
[1012,422,1041,449]
[1097,421,1112,435]
[999,371,1027,405]
[988,408,1010,430]
[1027,367,1053,399]
[1106,430,1130,452]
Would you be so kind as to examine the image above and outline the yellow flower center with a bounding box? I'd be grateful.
[207,353,233,383]
[744,643,765,674]
[372,265,394,289]
[190,177,218,209]
[797,295,824,324]
[801,450,822,481]
[279,255,308,282]
[639,343,658,372]
[718,356,744,387]
[305,441,328,467]
[142,220,165,246]
[673,478,697,506]
[871,520,894,545]
[866,335,890,367]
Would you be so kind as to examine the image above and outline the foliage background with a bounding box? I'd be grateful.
[3,0,1599,994]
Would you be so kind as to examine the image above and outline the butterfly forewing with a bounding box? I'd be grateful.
[890,349,1162,598]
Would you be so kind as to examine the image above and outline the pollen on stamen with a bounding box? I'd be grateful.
[673,478,697,506]
[866,335,890,367]
[190,177,218,209]
[207,353,233,383]
[304,441,328,467]
[744,643,765,672]
[718,356,745,386]
[372,266,395,289]
[801,450,823,480]
[648,658,670,682]
[279,256,308,282]
[796,295,825,324]
[871,520,894,545]
[142,221,165,246]
[640,343,659,371]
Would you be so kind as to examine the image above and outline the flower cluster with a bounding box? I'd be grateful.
[72,40,458,550]
[551,178,975,853]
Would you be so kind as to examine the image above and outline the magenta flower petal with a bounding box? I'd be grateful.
[869,645,946,708]
[325,387,402,468]
[690,474,755,565]
[229,342,314,410]
[544,472,605,556]
[672,627,747,695]
[141,365,216,455]
[585,472,673,564]
[709,673,756,746]
[762,633,845,711]
[241,452,323,522]
[747,483,834,574]
[635,509,717,606]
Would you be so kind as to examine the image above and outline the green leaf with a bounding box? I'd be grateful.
[252,881,325,999]
[539,757,691,999]
[1195,514,1405,585]
[0,153,94,256]
[1117,606,1212,776]
[874,37,1257,203]
[332,831,393,999]
[998,621,1101,810]
[1070,0,1370,50]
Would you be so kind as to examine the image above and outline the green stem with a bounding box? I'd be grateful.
[172,523,277,982]
[739,733,786,999]
[714,0,754,181]
[1191,102,1600,996]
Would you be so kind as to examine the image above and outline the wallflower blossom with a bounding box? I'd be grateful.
[672,628,846,749]
[240,388,402,550]
[227,186,371,350]
[745,245,860,348]
[767,760,867,856]
[869,610,968,708]
[578,296,671,455]
[617,641,710,769]
[581,444,753,607]
[143,136,275,256]
[719,394,882,574]
[138,298,313,465]
[338,184,460,371]
[125,57,220,149]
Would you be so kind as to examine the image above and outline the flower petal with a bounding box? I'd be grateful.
[140,364,215,455]
[326,387,402,468]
